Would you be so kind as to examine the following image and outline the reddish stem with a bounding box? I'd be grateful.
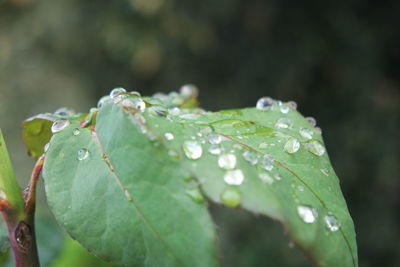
[0,155,44,267]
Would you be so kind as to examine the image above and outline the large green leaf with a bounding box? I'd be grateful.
[32,90,356,266]
[42,98,218,266]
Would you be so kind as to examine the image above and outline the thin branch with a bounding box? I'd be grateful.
[24,154,45,217]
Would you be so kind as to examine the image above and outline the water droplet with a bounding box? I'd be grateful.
[77,148,89,161]
[129,91,141,97]
[164,132,174,141]
[306,117,317,127]
[278,101,290,114]
[133,98,146,112]
[44,143,50,152]
[324,213,341,231]
[183,141,203,160]
[72,128,80,136]
[200,126,212,136]
[299,128,313,140]
[275,117,292,129]
[224,169,244,185]
[51,120,70,133]
[258,172,274,184]
[208,144,222,155]
[207,133,222,144]
[284,138,300,154]
[54,107,75,116]
[97,95,111,108]
[306,141,325,156]
[186,188,204,203]
[180,84,199,98]
[220,188,241,208]
[109,87,126,99]
[287,101,298,110]
[297,185,305,192]
[259,154,274,171]
[242,151,258,165]
[218,154,237,170]
[297,205,317,223]
[256,97,274,110]
[273,173,282,180]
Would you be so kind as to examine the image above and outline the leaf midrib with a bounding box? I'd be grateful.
[91,130,186,267]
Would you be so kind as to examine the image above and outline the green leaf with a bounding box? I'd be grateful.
[22,111,85,159]
[0,129,24,216]
[38,92,357,267]
[42,101,218,266]
[51,236,117,267]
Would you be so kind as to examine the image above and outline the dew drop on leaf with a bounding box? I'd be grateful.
[259,154,274,171]
[51,120,70,133]
[220,188,241,208]
[306,141,326,156]
[256,97,274,110]
[258,172,274,185]
[54,107,75,116]
[218,154,237,170]
[284,138,300,154]
[297,205,317,223]
[183,141,203,160]
[224,169,244,185]
[77,148,89,161]
[278,101,290,114]
[242,151,258,165]
[324,213,341,232]
[208,144,222,155]
[109,87,126,99]
[133,98,146,112]
[306,117,317,127]
[287,101,298,110]
[97,96,111,108]
[164,132,174,141]
[72,128,81,136]
[207,133,222,144]
[275,117,292,129]
[299,128,313,140]
[129,91,141,97]
[273,173,282,180]
[180,84,199,98]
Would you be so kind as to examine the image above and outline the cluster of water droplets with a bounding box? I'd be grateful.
[254,96,327,157]
[296,205,341,232]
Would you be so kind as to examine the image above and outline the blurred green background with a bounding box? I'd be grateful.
[0,0,399,266]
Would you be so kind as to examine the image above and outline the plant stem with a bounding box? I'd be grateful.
[0,130,42,267]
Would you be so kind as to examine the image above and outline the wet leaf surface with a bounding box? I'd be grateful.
[28,91,357,266]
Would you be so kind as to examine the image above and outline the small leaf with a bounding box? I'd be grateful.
[22,113,85,159]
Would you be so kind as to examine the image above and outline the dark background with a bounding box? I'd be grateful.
[1,0,399,266]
